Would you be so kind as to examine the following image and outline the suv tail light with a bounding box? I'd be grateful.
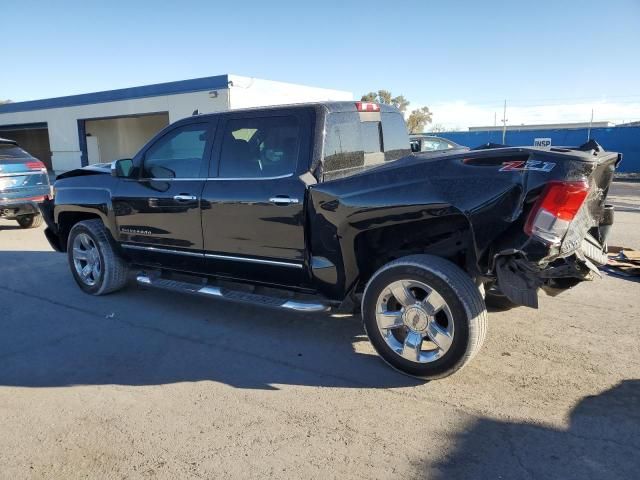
[26,160,47,172]
[355,101,380,112]
[524,180,590,245]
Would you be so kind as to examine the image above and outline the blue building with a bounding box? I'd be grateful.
[435,123,640,173]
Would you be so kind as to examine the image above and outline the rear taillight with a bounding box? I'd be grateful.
[26,160,47,172]
[355,101,380,112]
[524,180,590,245]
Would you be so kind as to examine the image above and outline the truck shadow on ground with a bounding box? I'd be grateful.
[0,251,423,390]
[0,223,21,231]
[425,380,640,480]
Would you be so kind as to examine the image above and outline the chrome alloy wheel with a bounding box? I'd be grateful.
[375,279,454,363]
[72,233,102,286]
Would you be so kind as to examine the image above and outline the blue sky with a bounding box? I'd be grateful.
[3,0,640,127]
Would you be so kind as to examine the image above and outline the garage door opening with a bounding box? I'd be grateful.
[82,112,169,165]
[0,123,52,171]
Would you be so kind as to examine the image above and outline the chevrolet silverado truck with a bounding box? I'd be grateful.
[40,101,619,379]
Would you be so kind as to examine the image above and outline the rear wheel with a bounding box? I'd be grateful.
[16,214,43,229]
[67,219,129,295]
[362,254,487,380]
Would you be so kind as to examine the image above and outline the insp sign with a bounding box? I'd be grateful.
[534,138,552,147]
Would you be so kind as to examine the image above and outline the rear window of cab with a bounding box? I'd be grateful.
[322,111,410,181]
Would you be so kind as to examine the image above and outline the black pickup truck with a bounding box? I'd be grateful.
[41,101,619,379]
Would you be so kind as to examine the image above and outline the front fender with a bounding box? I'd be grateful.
[53,179,118,245]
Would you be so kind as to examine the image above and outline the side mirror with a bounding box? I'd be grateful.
[111,158,134,177]
[410,141,420,153]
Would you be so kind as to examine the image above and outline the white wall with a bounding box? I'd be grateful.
[85,114,169,164]
[0,75,353,173]
[228,75,352,109]
[0,89,229,173]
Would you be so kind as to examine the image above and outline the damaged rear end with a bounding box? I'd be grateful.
[490,141,620,307]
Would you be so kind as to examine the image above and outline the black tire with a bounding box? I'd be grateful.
[67,219,129,295]
[16,214,43,229]
[362,254,488,380]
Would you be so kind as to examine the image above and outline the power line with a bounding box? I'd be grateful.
[429,97,640,109]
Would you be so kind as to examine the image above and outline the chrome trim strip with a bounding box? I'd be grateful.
[123,243,303,268]
[136,274,329,312]
[137,173,294,182]
[204,252,303,269]
[121,244,204,257]
[281,300,330,312]
[198,286,223,296]
[0,171,46,178]
[268,197,299,204]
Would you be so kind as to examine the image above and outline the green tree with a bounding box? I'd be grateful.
[361,90,432,132]
[406,106,433,134]
[361,90,409,113]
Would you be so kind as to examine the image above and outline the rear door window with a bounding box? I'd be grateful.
[218,115,300,179]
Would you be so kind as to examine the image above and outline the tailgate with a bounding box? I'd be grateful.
[0,170,51,201]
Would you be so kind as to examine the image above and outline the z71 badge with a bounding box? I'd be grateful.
[499,160,556,172]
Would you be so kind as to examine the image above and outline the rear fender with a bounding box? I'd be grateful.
[307,189,479,300]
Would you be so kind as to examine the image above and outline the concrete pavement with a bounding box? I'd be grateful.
[0,182,638,479]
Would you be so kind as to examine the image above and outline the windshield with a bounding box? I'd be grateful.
[419,137,456,152]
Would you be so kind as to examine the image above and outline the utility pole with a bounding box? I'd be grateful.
[587,108,594,141]
[501,100,508,144]
[494,112,497,127]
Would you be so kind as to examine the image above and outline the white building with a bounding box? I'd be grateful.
[0,74,352,173]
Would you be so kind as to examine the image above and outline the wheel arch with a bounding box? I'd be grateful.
[352,212,479,293]
[56,209,110,252]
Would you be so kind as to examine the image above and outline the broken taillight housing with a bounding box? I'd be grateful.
[524,180,590,245]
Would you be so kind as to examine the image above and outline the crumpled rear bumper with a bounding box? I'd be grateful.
[495,242,602,308]
[493,206,613,308]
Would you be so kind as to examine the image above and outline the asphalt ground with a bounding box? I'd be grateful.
[0,182,638,479]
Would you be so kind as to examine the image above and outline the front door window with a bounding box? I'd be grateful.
[143,124,209,179]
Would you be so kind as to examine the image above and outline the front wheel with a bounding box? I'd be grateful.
[16,214,43,229]
[362,254,488,380]
[67,219,129,295]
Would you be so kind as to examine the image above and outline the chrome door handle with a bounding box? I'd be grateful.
[269,196,299,205]
[173,194,197,201]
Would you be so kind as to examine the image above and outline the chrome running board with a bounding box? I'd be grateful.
[136,274,330,313]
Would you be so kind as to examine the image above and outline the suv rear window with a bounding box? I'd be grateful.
[322,111,409,181]
[0,144,32,162]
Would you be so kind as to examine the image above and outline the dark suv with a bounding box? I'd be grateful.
[0,138,51,228]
